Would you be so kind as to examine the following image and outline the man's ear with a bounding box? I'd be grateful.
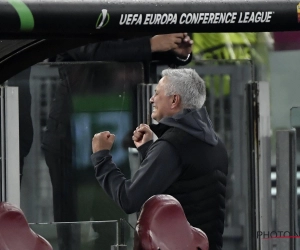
[171,94,181,108]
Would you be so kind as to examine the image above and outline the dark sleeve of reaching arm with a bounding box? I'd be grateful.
[152,51,192,66]
[57,37,192,66]
[91,140,182,214]
[60,37,152,62]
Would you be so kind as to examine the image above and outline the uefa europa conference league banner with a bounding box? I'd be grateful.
[1,0,300,37]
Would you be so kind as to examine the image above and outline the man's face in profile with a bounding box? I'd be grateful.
[149,76,174,122]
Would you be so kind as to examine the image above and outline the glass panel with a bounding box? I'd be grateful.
[29,220,118,250]
[5,59,253,250]
[5,62,144,227]
[3,32,300,250]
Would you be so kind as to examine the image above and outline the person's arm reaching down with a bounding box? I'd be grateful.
[151,33,193,65]
[57,33,192,65]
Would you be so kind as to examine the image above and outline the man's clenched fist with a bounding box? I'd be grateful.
[92,131,115,153]
[132,124,153,148]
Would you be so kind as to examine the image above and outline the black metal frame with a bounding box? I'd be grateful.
[0,0,299,82]
[0,0,299,37]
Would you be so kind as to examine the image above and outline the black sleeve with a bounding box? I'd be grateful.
[137,140,153,161]
[152,51,192,67]
[57,36,192,66]
[91,140,182,214]
[57,37,152,62]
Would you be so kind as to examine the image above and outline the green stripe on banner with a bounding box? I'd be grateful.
[7,0,34,31]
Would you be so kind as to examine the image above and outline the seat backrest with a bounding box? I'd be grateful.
[0,202,53,250]
[133,195,209,250]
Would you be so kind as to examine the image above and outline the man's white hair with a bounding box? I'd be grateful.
[161,68,206,109]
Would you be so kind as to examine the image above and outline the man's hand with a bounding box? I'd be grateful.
[173,33,193,59]
[150,33,193,58]
[92,131,115,153]
[132,124,153,148]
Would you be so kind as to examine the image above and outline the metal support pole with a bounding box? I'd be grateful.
[0,86,20,206]
[137,83,156,125]
[248,82,272,250]
[276,129,298,250]
[111,219,127,250]
[257,82,272,250]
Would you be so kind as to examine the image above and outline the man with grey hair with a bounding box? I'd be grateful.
[91,68,228,250]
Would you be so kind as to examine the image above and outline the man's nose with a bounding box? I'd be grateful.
[149,96,154,103]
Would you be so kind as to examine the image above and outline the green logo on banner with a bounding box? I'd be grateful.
[96,9,110,29]
[7,0,34,31]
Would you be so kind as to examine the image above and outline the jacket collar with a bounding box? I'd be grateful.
[150,123,171,138]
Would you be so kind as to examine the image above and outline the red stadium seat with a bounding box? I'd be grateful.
[0,202,53,250]
[133,195,209,250]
